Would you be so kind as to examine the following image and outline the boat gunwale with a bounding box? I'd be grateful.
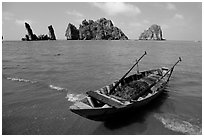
[98,67,164,96]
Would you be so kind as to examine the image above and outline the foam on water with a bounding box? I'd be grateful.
[6,76,86,103]
[49,85,68,91]
[6,77,37,84]
[6,76,68,92]
[65,93,86,102]
[154,113,202,135]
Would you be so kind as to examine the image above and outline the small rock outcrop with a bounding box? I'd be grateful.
[65,23,79,40]
[65,18,128,40]
[21,35,30,41]
[139,24,165,40]
[22,22,57,41]
[37,34,49,40]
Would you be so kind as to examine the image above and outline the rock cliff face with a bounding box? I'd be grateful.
[22,22,57,41]
[65,18,128,40]
[48,25,56,40]
[139,24,165,40]
[65,23,79,40]
[24,22,38,41]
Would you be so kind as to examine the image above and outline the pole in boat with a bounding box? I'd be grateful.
[136,59,140,74]
[167,67,174,82]
[160,57,182,80]
[166,57,182,82]
[109,51,147,95]
[131,57,182,101]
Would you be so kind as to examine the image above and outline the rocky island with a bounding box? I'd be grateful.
[139,24,165,40]
[22,22,56,41]
[21,21,165,41]
[65,18,128,40]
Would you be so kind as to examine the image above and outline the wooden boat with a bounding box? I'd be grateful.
[69,53,181,121]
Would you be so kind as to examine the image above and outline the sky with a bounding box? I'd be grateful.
[2,2,202,41]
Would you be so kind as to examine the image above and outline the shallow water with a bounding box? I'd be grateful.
[2,40,202,135]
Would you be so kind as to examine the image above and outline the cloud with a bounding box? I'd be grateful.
[15,19,33,25]
[161,24,169,29]
[66,10,84,18]
[129,22,142,27]
[2,11,14,21]
[142,20,150,24]
[174,13,184,19]
[166,3,176,10]
[65,10,85,25]
[92,2,141,16]
[153,3,176,11]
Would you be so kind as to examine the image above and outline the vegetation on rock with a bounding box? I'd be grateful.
[65,18,128,40]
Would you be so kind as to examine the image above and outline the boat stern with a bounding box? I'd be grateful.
[69,101,114,121]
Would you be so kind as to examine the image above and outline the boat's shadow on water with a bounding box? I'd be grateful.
[102,90,169,130]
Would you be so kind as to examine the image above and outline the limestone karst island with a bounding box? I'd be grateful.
[139,24,165,40]
[21,18,165,41]
[65,18,128,40]
[21,22,56,41]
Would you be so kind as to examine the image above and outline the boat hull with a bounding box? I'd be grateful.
[70,82,167,121]
[70,67,169,121]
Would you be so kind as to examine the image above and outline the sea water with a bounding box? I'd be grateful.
[2,40,202,135]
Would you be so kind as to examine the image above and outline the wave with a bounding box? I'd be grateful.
[3,66,17,70]
[6,77,68,92]
[65,93,86,102]
[6,76,85,102]
[154,113,202,135]
[6,77,37,84]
